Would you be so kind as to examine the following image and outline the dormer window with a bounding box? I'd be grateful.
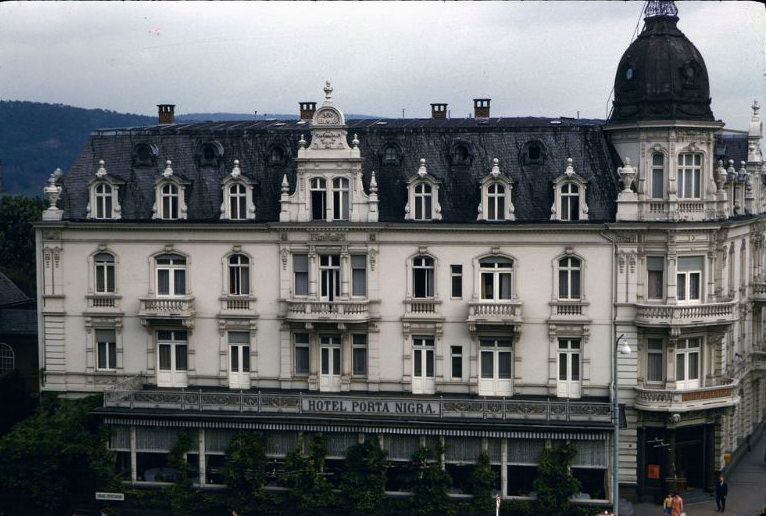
[228,183,247,219]
[197,141,224,167]
[95,183,113,218]
[523,141,545,165]
[550,158,589,222]
[451,141,473,166]
[405,159,442,221]
[87,160,122,220]
[153,161,188,220]
[221,160,256,220]
[268,143,289,166]
[132,143,158,168]
[381,143,402,165]
[161,183,179,219]
[478,158,515,221]
[332,178,349,220]
[310,177,327,220]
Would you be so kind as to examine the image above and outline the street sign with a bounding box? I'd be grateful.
[95,492,125,501]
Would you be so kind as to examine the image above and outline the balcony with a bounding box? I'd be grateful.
[402,298,443,322]
[548,300,589,323]
[284,299,377,324]
[466,300,523,332]
[634,301,737,329]
[138,296,195,326]
[751,279,766,303]
[748,351,766,371]
[86,294,122,312]
[219,295,256,314]
[634,383,738,412]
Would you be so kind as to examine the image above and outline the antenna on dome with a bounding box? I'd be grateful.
[644,0,678,18]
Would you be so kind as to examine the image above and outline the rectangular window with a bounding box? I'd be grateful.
[320,255,341,300]
[229,331,250,373]
[677,256,703,302]
[451,265,463,298]
[294,333,309,375]
[96,329,116,370]
[451,345,463,379]
[675,337,701,388]
[647,338,663,383]
[413,336,435,378]
[352,334,367,376]
[678,153,702,199]
[647,256,665,300]
[293,254,309,296]
[351,255,367,297]
[651,154,664,199]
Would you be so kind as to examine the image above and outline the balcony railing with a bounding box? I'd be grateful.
[138,296,195,321]
[634,301,737,328]
[219,295,256,312]
[402,298,443,320]
[750,351,766,371]
[549,300,589,321]
[751,280,766,302]
[103,388,612,424]
[466,300,523,329]
[285,299,375,323]
[634,383,738,412]
[86,294,122,311]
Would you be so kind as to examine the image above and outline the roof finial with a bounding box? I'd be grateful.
[162,160,174,178]
[370,171,378,193]
[281,174,290,193]
[96,160,107,178]
[564,157,575,177]
[490,158,501,178]
[644,1,678,18]
[324,81,333,102]
[753,100,760,117]
[231,159,241,178]
[417,158,428,178]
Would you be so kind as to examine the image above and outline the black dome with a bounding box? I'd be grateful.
[609,4,714,123]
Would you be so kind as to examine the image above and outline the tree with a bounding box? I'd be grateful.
[410,444,452,516]
[223,431,268,514]
[469,452,496,516]
[0,195,45,296]
[339,438,388,516]
[532,442,581,516]
[282,433,337,516]
[165,430,201,516]
[0,393,118,514]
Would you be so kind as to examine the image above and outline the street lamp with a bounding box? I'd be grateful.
[613,334,631,516]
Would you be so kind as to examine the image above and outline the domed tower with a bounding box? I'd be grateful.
[605,0,725,222]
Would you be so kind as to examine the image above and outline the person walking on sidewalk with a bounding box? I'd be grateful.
[715,475,729,512]
[663,493,673,516]
[671,493,684,516]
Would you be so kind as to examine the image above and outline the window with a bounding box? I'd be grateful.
[294,333,310,375]
[269,145,285,165]
[320,335,342,391]
[351,255,367,297]
[96,329,117,370]
[157,329,188,387]
[523,141,545,165]
[451,345,463,379]
[557,338,581,398]
[228,183,248,220]
[486,183,506,221]
[94,253,116,294]
[414,183,433,221]
[677,256,703,302]
[651,154,665,199]
[412,336,435,394]
[561,183,580,221]
[293,254,309,296]
[480,257,512,301]
[332,178,349,220]
[229,331,250,373]
[0,343,15,374]
[94,183,113,219]
[310,177,327,220]
[647,338,663,383]
[228,254,250,295]
[647,256,665,300]
[382,145,400,165]
[451,265,463,298]
[452,143,471,165]
[132,142,157,168]
[156,254,186,297]
[159,183,179,219]
[197,141,223,167]
[678,153,702,199]
[352,334,367,376]
[413,256,435,298]
[320,254,341,301]
[479,339,512,396]
[558,257,581,300]
[675,337,700,389]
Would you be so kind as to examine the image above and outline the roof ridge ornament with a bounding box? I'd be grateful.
[231,159,241,178]
[753,99,760,117]
[564,157,576,177]
[490,158,501,178]
[162,160,174,178]
[95,160,108,178]
[417,158,428,178]
[644,0,678,18]
[323,80,333,104]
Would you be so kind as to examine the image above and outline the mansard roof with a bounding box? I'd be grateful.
[57,116,622,223]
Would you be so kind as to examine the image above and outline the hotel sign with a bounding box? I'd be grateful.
[302,397,440,416]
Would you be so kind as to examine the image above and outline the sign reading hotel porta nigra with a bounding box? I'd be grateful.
[303,397,440,415]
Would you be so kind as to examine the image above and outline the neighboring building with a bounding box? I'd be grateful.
[36,1,765,506]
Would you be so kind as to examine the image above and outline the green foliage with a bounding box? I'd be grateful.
[532,442,582,516]
[410,445,452,516]
[0,195,45,296]
[223,432,268,514]
[0,393,118,514]
[339,438,389,516]
[469,452,496,516]
[165,430,202,516]
[282,434,337,516]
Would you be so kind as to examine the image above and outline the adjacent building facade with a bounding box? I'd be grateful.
[36,1,765,505]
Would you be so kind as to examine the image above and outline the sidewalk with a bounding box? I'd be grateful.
[632,434,766,516]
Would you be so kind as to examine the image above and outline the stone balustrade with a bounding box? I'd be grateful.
[634,301,737,328]
[634,383,737,412]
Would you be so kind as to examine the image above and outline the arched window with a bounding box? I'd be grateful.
[228,254,250,296]
[558,257,581,300]
[480,257,513,301]
[228,183,248,220]
[412,256,435,298]
[331,177,349,220]
[94,253,116,294]
[310,177,327,220]
[561,183,580,221]
[0,343,14,374]
[414,183,433,221]
[160,183,179,219]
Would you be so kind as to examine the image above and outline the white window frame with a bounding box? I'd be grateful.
[0,342,15,374]
[294,333,310,376]
[414,183,433,221]
[227,253,251,296]
[87,176,122,220]
[550,161,588,222]
[646,338,664,384]
[557,338,582,399]
[220,163,256,221]
[404,165,442,221]
[557,256,582,300]
[293,254,309,296]
[156,329,188,388]
[478,338,513,396]
[412,336,436,394]
[331,177,350,220]
[651,153,665,200]
[561,183,580,221]
[678,153,702,199]
[319,334,342,391]
[155,253,187,297]
[412,255,435,298]
[319,254,341,301]
[479,257,513,301]
[477,163,514,222]
[351,255,367,297]
[647,256,665,300]
[677,256,703,303]
[153,176,188,220]
[228,331,251,390]
[228,183,248,220]
[96,328,117,371]
[94,252,116,294]
[675,337,701,389]
[352,334,367,376]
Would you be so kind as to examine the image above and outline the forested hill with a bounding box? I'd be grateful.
[0,101,156,197]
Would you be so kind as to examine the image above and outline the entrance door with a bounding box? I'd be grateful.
[478,339,512,396]
[228,331,251,389]
[319,335,341,391]
[412,336,435,394]
[157,330,188,388]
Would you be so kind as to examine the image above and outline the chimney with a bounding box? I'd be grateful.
[431,103,448,119]
[299,102,317,121]
[473,98,491,118]
[158,104,175,125]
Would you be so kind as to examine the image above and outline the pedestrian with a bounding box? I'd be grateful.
[715,474,728,512]
[663,493,673,516]
[671,492,684,516]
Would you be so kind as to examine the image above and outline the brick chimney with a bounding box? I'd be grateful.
[431,103,448,119]
[299,102,317,121]
[473,99,491,118]
[158,104,175,125]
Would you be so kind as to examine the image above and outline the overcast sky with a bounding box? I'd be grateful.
[1,1,764,130]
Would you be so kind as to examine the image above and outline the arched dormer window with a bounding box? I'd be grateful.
[152,161,188,220]
[267,143,290,166]
[132,142,158,168]
[450,141,474,166]
[0,343,15,375]
[195,141,224,168]
[478,158,515,221]
[522,141,546,166]
[220,160,256,220]
[87,161,123,220]
[405,159,442,221]
[550,158,589,222]
[380,142,403,166]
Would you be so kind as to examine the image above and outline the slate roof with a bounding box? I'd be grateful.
[0,309,37,336]
[58,117,622,224]
[714,133,749,166]
[0,271,31,308]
